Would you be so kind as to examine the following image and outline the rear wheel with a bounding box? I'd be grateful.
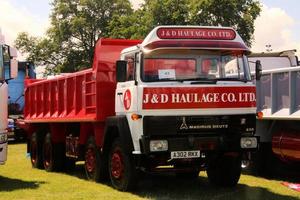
[84,136,107,182]
[207,154,241,187]
[43,132,64,172]
[108,138,137,191]
[30,132,44,169]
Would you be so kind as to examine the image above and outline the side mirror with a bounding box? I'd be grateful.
[255,60,262,80]
[116,60,127,82]
[10,58,18,79]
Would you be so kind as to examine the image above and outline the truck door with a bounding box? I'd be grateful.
[115,53,138,114]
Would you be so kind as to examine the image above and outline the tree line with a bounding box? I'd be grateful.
[15,0,261,74]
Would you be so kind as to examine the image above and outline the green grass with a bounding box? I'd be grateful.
[0,143,299,200]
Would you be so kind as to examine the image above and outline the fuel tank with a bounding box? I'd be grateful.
[272,130,300,162]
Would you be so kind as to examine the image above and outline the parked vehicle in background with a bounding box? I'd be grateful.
[248,50,300,174]
[0,29,18,164]
[7,62,35,141]
[7,118,15,139]
[21,26,260,191]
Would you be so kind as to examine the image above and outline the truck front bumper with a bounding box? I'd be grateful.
[137,135,258,171]
[140,135,259,154]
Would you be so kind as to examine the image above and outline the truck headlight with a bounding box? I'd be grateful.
[0,134,8,143]
[150,140,168,152]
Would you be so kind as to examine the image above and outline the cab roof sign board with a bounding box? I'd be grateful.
[156,28,236,40]
[141,26,249,52]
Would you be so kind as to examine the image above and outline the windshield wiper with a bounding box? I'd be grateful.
[147,77,247,84]
[177,78,217,84]
[155,78,180,82]
[215,77,248,83]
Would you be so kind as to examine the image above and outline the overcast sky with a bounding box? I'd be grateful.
[0,0,299,58]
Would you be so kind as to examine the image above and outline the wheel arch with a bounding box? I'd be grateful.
[103,116,134,156]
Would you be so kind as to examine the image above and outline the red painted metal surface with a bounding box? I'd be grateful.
[49,123,66,143]
[24,38,142,123]
[272,130,300,162]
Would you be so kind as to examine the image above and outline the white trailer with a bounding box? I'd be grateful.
[248,50,300,174]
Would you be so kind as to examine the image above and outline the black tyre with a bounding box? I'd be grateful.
[108,138,137,191]
[84,136,107,182]
[207,155,241,187]
[43,132,64,172]
[30,132,44,169]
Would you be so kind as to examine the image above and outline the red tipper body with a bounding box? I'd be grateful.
[24,39,141,123]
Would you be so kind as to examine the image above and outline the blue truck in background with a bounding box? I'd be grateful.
[6,62,35,141]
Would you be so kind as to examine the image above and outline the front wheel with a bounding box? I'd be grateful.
[108,138,137,191]
[207,154,241,187]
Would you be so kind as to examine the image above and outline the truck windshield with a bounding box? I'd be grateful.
[141,49,251,82]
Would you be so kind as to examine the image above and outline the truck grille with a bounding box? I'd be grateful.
[143,114,255,136]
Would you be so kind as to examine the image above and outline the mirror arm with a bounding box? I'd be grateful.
[255,60,262,81]
[5,78,12,83]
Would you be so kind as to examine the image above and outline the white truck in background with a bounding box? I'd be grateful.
[0,30,18,164]
[248,50,300,174]
[249,50,299,70]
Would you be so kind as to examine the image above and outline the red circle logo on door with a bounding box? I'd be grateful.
[123,90,131,110]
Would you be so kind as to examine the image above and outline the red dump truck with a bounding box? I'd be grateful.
[22,26,261,191]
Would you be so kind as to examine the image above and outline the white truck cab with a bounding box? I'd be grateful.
[113,26,260,188]
[0,30,18,164]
